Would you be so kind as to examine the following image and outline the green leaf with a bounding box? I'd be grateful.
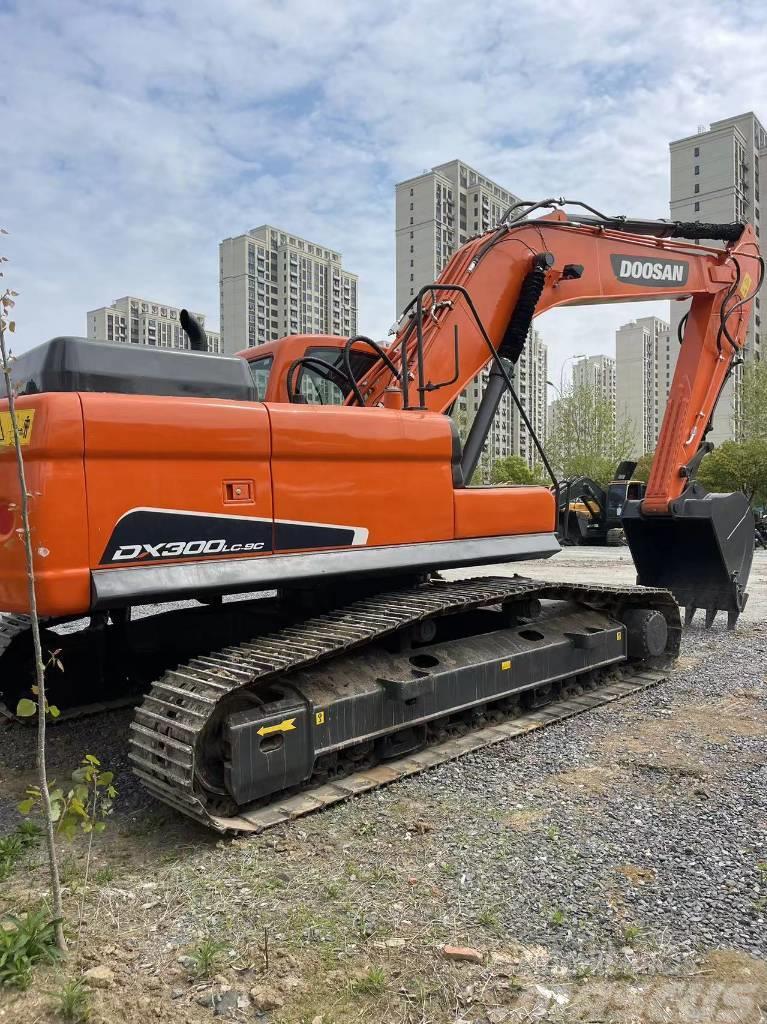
[17,799,34,815]
[98,772,114,788]
[15,699,37,718]
[84,755,100,766]
[93,822,106,833]
[106,786,117,799]
[49,803,62,823]
[48,705,60,719]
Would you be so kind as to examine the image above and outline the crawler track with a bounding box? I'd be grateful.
[128,576,680,834]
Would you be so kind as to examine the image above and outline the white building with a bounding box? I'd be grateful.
[395,161,547,468]
[219,225,359,355]
[87,297,221,354]
[395,159,518,314]
[572,355,616,408]
[615,316,669,457]
[667,112,766,441]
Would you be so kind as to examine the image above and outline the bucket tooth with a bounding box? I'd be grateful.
[684,605,697,626]
[727,610,739,631]
[704,608,717,629]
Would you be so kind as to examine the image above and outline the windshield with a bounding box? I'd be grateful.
[298,346,377,405]
[248,355,273,401]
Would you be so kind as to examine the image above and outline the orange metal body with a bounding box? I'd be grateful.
[0,215,757,621]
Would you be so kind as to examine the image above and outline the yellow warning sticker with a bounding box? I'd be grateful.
[501,660,511,671]
[0,410,35,447]
[256,717,296,738]
[616,631,623,641]
[315,710,326,726]
[740,273,753,299]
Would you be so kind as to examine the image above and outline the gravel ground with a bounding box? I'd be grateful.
[1,553,766,1022]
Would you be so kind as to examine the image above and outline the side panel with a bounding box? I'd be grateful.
[267,405,456,547]
[454,486,556,539]
[0,394,90,616]
[80,394,273,571]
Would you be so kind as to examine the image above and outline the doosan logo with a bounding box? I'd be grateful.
[610,254,689,288]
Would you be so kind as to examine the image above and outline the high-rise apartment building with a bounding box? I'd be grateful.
[667,112,766,441]
[87,297,221,354]
[615,316,669,457]
[396,161,547,468]
[219,225,358,355]
[395,160,518,314]
[572,355,616,408]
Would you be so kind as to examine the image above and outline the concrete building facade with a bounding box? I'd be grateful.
[667,112,766,441]
[615,316,669,457]
[396,161,548,468]
[219,225,358,355]
[87,297,221,354]
[395,160,518,315]
[572,355,616,408]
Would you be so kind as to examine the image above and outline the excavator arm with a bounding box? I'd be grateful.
[347,205,761,625]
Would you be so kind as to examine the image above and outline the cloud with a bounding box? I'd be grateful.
[2,0,766,386]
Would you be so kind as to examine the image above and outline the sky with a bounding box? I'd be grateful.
[2,0,767,387]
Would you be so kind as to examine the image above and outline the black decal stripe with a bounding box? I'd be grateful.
[100,510,364,566]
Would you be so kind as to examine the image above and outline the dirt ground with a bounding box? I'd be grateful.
[0,550,765,1024]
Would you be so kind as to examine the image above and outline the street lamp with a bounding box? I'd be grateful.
[560,353,587,394]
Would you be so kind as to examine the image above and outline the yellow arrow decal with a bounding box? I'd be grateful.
[257,717,297,737]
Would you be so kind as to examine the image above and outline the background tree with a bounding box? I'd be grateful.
[697,439,767,506]
[632,451,655,483]
[490,455,548,486]
[739,361,767,442]
[546,383,636,487]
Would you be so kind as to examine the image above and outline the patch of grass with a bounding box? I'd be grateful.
[0,823,41,882]
[0,908,61,990]
[93,865,115,885]
[58,854,82,888]
[621,923,644,946]
[55,976,90,1021]
[757,862,767,883]
[439,862,458,878]
[549,908,566,928]
[750,896,767,916]
[185,937,228,978]
[609,966,637,982]
[350,965,387,995]
[546,825,560,842]
[477,909,499,929]
[574,964,594,982]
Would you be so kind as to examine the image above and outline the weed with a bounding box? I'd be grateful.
[609,966,637,982]
[549,908,566,928]
[621,923,644,946]
[750,896,767,916]
[55,976,90,1021]
[478,909,499,928]
[0,823,41,881]
[546,825,560,841]
[757,862,767,883]
[186,937,228,978]
[58,854,82,888]
[93,866,114,885]
[0,908,61,989]
[350,965,387,995]
[574,964,594,982]
[439,862,458,878]
[323,881,342,899]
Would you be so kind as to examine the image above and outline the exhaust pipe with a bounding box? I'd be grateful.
[180,309,208,352]
[622,481,753,630]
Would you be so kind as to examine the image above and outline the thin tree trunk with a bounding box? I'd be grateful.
[0,325,66,951]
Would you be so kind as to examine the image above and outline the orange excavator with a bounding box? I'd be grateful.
[0,200,760,832]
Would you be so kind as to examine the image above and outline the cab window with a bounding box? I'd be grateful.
[248,356,273,401]
[298,346,377,405]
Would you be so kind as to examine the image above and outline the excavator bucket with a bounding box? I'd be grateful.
[622,485,754,630]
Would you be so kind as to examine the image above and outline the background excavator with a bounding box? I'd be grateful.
[555,462,645,546]
[0,200,761,832]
